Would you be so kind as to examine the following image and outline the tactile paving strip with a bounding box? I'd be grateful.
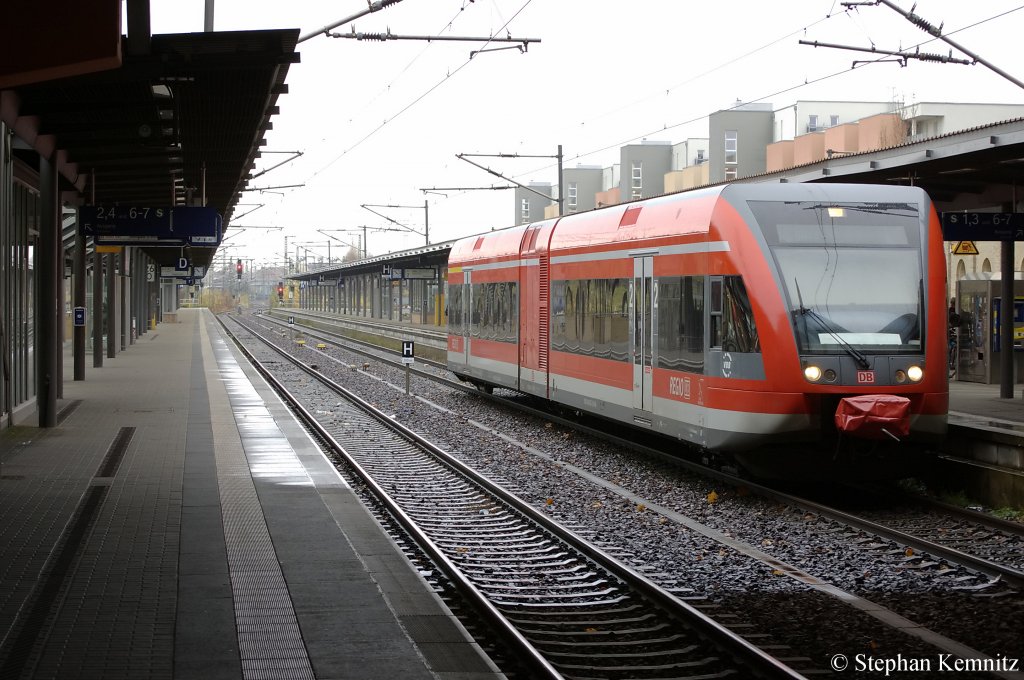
[206,328,315,680]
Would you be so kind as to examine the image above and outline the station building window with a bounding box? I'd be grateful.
[724,130,738,180]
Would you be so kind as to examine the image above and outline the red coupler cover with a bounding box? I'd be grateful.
[834,395,911,439]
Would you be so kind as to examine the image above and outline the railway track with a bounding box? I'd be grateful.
[219,314,811,679]
[228,310,1024,676]
[252,311,1024,587]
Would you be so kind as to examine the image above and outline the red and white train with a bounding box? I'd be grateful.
[447,183,948,475]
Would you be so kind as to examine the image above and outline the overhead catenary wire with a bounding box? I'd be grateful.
[504,3,1024,183]
[298,0,406,43]
[301,2,846,211]
[263,2,1021,258]
[296,3,848,199]
[338,5,479,134]
[851,0,1024,90]
[307,0,536,181]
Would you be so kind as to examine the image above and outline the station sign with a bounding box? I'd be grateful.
[940,212,1024,241]
[161,266,196,279]
[951,241,979,255]
[158,263,205,280]
[79,205,222,246]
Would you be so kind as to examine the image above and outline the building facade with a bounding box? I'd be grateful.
[513,182,553,225]
[772,100,893,141]
[619,141,672,202]
[562,166,603,214]
[708,103,773,183]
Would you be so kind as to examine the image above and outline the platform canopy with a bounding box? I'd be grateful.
[2,27,299,270]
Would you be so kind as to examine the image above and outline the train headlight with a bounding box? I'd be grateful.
[823,369,837,383]
[907,365,924,382]
[895,370,907,384]
[804,365,823,382]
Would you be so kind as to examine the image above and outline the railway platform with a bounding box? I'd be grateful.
[0,308,502,680]
[944,379,1024,508]
[949,378,1024,434]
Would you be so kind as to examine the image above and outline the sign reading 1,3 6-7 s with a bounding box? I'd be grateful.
[940,212,1024,241]
[79,205,222,247]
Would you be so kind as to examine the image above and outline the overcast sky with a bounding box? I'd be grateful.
[148,0,1024,268]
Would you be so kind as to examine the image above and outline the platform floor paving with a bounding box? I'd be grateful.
[0,308,503,680]
[948,377,1024,436]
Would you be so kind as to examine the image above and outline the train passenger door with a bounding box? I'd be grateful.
[632,256,655,414]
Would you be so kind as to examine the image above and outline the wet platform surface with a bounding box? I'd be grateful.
[0,308,502,680]
[949,379,1024,440]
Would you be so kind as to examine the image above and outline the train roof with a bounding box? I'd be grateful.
[447,183,933,267]
[718,182,930,204]
[448,223,532,267]
[547,186,726,252]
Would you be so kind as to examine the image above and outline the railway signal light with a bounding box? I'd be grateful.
[236,258,243,280]
[277,282,284,301]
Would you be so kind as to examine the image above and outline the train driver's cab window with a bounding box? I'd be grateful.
[709,276,760,353]
[750,200,923,354]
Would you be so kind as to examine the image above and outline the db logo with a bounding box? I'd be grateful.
[856,370,875,384]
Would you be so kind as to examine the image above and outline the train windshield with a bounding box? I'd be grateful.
[749,200,923,355]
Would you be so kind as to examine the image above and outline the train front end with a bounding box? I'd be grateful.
[727,184,948,475]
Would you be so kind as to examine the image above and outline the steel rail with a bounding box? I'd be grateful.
[219,315,563,679]
[222,314,809,680]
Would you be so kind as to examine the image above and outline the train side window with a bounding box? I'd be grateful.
[711,276,761,353]
[709,277,723,348]
[497,281,518,343]
[657,276,704,374]
[551,280,567,351]
[471,283,484,338]
[448,285,463,334]
[562,280,579,351]
[610,279,630,361]
[470,281,518,343]
[550,278,629,360]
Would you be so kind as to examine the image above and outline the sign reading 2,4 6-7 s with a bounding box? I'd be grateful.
[79,205,222,247]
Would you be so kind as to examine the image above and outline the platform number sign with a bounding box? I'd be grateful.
[402,340,415,364]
